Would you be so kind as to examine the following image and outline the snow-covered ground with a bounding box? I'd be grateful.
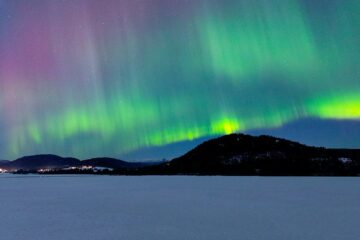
[0,174,359,240]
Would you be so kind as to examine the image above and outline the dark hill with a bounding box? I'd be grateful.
[6,154,80,171]
[2,134,359,175]
[0,160,10,168]
[1,155,160,171]
[158,134,360,176]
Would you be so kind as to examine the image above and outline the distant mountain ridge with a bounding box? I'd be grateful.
[0,155,155,171]
[1,133,359,175]
[82,158,158,168]
[5,154,79,170]
[0,154,78,170]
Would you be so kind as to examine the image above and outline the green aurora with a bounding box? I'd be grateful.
[0,0,359,159]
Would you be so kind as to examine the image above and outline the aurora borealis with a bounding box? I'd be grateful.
[0,0,359,160]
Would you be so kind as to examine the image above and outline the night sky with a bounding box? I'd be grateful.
[0,0,359,160]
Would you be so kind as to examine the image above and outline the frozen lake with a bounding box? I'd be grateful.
[0,175,359,240]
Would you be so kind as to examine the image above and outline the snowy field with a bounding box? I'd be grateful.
[0,175,359,240]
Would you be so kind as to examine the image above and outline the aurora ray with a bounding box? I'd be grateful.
[0,0,359,160]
